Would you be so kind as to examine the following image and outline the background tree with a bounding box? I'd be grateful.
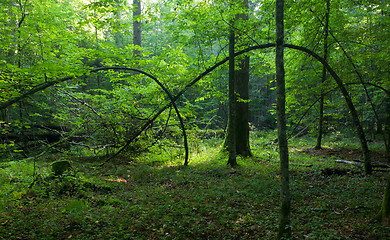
[133,0,141,59]
[223,0,252,157]
[275,0,291,238]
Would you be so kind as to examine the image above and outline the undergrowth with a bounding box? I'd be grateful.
[0,130,389,239]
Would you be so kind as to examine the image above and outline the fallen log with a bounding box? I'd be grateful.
[335,159,390,170]
[335,160,364,169]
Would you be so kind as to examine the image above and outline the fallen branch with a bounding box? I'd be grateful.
[335,159,390,170]
[370,162,389,169]
[335,160,364,169]
[350,159,389,168]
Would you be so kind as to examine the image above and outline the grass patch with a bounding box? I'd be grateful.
[0,131,389,239]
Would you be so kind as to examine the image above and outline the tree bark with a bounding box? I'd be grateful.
[235,0,251,157]
[275,0,291,238]
[227,22,237,167]
[224,0,252,157]
[234,54,252,156]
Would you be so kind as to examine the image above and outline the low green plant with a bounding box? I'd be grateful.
[0,132,389,239]
[63,199,88,213]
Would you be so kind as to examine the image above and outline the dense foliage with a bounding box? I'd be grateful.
[0,0,389,238]
[1,0,388,158]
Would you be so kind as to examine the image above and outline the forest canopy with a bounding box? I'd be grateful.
[1,0,388,157]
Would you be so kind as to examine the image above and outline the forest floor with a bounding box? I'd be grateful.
[1,131,390,239]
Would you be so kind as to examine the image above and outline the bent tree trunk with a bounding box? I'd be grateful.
[0,43,371,173]
[286,44,372,175]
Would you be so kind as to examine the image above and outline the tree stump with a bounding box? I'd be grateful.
[52,160,72,176]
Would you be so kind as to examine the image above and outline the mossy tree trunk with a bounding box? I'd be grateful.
[377,172,390,226]
[224,54,252,158]
[224,0,252,158]
[234,54,252,157]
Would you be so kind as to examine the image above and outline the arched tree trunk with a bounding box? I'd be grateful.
[286,44,372,175]
[0,43,372,174]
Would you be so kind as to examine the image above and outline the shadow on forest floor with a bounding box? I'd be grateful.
[301,147,388,163]
[1,134,390,239]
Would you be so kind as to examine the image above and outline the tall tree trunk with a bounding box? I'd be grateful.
[235,0,252,157]
[133,0,142,59]
[275,0,291,239]
[388,105,390,163]
[224,0,251,157]
[227,21,237,167]
[115,9,123,48]
[386,95,390,162]
[375,59,390,227]
[315,0,330,150]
